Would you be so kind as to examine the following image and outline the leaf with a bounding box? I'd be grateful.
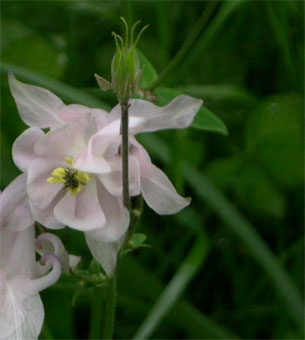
[128,233,147,249]
[193,106,228,135]
[155,87,228,135]
[137,49,158,90]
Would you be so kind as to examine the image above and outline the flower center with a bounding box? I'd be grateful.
[47,157,90,195]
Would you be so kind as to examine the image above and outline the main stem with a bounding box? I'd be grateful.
[102,278,117,339]
[120,99,131,210]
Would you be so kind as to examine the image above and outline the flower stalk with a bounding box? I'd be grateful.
[102,277,117,339]
[120,100,131,210]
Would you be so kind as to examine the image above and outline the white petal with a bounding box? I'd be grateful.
[99,156,141,197]
[30,254,62,293]
[34,123,85,158]
[125,95,203,133]
[0,273,44,340]
[54,178,106,231]
[86,182,129,242]
[27,158,65,229]
[12,127,44,172]
[36,233,70,274]
[27,158,64,210]
[85,235,125,277]
[58,105,108,132]
[0,174,34,232]
[1,226,36,279]
[29,201,64,230]
[141,164,191,214]
[69,255,81,271]
[84,181,129,275]
[9,73,64,128]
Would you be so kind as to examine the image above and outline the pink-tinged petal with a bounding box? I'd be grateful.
[27,158,64,210]
[86,182,129,243]
[84,183,128,275]
[27,158,65,229]
[73,123,124,174]
[1,226,36,279]
[73,149,111,174]
[36,233,70,274]
[54,178,106,231]
[85,235,125,277]
[99,156,141,197]
[12,127,44,172]
[0,174,34,232]
[0,273,44,340]
[59,104,108,131]
[123,95,203,133]
[29,254,62,293]
[34,123,85,158]
[9,73,64,128]
[100,115,145,136]
[69,255,81,271]
[29,201,64,230]
[141,164,191,214]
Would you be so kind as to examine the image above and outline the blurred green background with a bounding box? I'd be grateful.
[1,1,304,339]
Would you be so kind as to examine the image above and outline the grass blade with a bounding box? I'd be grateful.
[133,233,209,339]
[138,134,304,330]
[184,163,304,329]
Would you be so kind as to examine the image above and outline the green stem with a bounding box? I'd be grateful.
[148,1,217,91]
[89,288,104,339]
[126,196,143,243]
[120,100,131,210]
[102,278,117,339]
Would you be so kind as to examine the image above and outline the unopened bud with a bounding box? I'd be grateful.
[96,17,148,102]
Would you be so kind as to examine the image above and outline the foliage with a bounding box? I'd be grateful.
[1,1,304,339]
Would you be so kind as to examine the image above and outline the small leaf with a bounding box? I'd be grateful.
[137,49,158,90]
[95,73,112,91]
[192,106,228,135]
[128,233,147,249]
[89,258,102,274]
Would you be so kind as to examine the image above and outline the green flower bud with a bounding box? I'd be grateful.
[100,18,147,102]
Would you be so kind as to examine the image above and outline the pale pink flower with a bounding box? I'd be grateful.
[0,226,61,340]
[0,181,75,339]
[9,75,203,275]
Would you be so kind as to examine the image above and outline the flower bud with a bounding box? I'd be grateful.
[96,18,148,102]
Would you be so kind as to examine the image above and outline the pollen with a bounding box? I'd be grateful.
[47,158,90,195]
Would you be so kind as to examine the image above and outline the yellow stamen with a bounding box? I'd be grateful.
[47,158,90,195]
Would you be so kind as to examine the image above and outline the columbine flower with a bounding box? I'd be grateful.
[76,95,203,215]
[0,179,78,339]
[9,74,202,275]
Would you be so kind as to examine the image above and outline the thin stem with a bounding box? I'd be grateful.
[120,100,131,210]
[126,196,144,243]
[148,1,217,91]
[89,288,104,339]
[102,278,117,339]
